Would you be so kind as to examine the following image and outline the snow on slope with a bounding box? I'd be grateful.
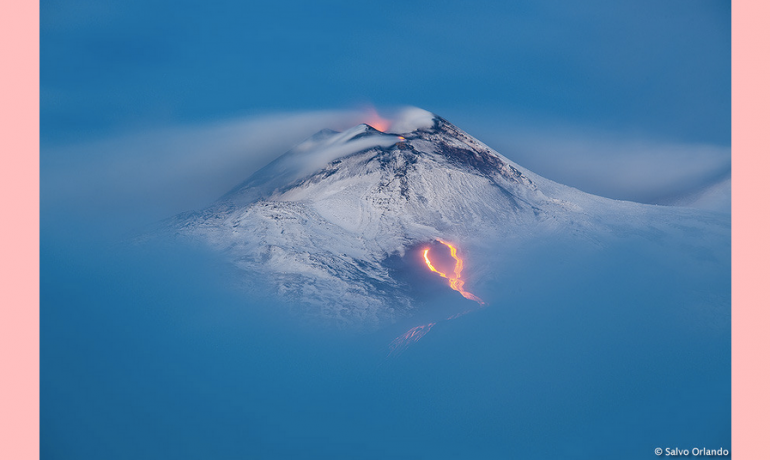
[167,110,728,328]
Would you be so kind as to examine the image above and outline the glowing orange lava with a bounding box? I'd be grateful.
[364,107,391,132]
[423,240,484,304]
[388,240,486,357]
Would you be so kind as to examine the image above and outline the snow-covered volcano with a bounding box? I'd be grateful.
[168,108,723,327]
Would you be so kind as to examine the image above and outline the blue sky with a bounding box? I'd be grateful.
[42,0,730,146]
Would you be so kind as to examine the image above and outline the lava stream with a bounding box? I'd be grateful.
[423,240,484,305]
[388,240,485,357]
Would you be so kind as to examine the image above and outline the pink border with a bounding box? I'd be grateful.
[0,0,39,459]
[733,1,769,458]
[2,2,764,459]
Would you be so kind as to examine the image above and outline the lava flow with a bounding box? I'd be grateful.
[423,240,484,305]
[388,240,485,357]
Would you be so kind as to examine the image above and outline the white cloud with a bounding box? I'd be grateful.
[43,110,368,228]
[663,176,731,214]
[388,107,436,134]
[469,123,731,210]
[43,107,732,236]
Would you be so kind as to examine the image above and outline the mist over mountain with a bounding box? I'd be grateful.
[41,0,731,454]
[163,109,729,331]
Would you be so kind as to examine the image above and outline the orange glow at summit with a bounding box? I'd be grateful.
[423,240,484,304]
[364,107,391,132]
